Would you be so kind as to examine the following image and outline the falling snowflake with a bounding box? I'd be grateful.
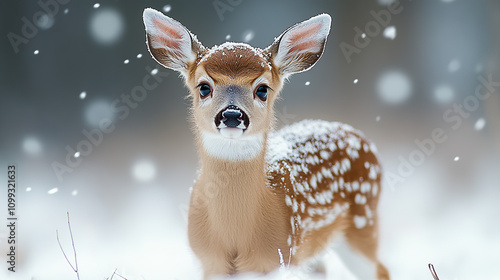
[242,30,254,42]
[22,137,42,155]
[48,188,58,195]
[377,70,412,104]
[474,118,486,131]
[448,59,461,72]
[434,84,454,103]
[163,5,172,12]
[383,26,397,40]
[132,160,157,182]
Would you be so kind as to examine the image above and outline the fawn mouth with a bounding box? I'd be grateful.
[214,106,250,139]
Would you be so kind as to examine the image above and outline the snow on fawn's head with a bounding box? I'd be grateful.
[143,8,331,161]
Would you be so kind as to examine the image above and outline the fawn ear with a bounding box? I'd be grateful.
[267,14,331,78]
[143,8,204,76]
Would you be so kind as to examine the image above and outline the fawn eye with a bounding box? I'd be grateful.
[198,83,212,98]
[255,85,268,101]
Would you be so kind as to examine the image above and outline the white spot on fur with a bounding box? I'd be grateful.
[328,142,337,152]
[319,150,330,160]
[307,194,317,205]
[322,167,333,179]
[310,174,317,189]
[346,135,361,159]
[316,171,323,183]
[315,189,334,204]
[340,158,351,174]
[363,143,370,152]
[368,166,377,180]
[332,161,340,175]
[296,182,305,194]
[337,140,346,149]
[352,181,360,191]
[292,199,299,213]
[353,215,367,229]
[330,181,339,192]
[355,193,367,204]
[301,203,349,237]
[360,182,371,194]
[344,182,352,192]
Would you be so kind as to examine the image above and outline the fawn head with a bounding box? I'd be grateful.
[143,9,331,161]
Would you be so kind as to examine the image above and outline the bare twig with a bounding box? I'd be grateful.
[428,263,439,280]
[114,272,128,279]
[56,212,80,280]
[108,268,129,280]
[109,268,117,280]
[56,230,76,272]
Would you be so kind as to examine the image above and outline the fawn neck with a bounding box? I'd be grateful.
[196,133,280,236]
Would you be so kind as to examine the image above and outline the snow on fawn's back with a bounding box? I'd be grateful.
[143,8,389,280]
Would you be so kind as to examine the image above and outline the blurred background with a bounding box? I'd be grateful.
[1,0,499,279]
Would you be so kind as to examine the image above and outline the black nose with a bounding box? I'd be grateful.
[222,105,242,128]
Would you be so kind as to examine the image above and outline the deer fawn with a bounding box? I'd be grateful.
[143,8,389,280]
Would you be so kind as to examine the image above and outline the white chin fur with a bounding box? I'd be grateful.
[201,131,264,161]
[219,127,244,139]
